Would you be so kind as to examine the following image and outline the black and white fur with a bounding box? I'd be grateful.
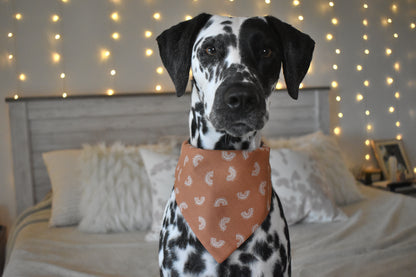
[157,13,314,277]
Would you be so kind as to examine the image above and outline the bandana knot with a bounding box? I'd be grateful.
[174,141,272,263]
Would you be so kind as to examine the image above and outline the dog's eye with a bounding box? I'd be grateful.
[261,48,272,58]
[205,46,217,55]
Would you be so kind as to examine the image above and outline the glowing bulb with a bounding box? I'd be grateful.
[155,85,162,91]
[110,69,116,76]
[153,13,161,20]
[331,18,338,25]
[356,65,363,71]
[14,94,19,100]
[8,54,13,60]
[414,167,416,174]
[265,0,271,4]
[101,49,111,60]
[362,19,368,26]
[293,0,300,6]
[391,4,398,12]
[185,15,193,20]
[326,33,333,40]
[332,64,338,70]
[60,73,66,79]
[112,32,120,40]
[367,124,373,131]
[8,32,13,38]
[411,23,415,29]
[53,53,61,63]
[329,2,334,7]
[111,12,119,21]
[336,96,341,102]
[333,127,341,135]
[364,49,370,55]
[145,31,152,38]
[396,134,402,140]
[55,34,61,40]
[364,80,370,87]
[395,92,400,99]
[386,48,393,56]
[156,67,164,74]
[394,62,400,71]
[15,13,22,20]
[365,139,370,146]
[331,81,338,88]
[365,110,370,116]
[362,34,368,40]
[52,14,60,22]
[275,82,283,89]
[298,15,304,21]
[393,33,399,38]
[396,121,401,127]
[389,106,395,113]
[335,49,341,54]
[19,73,26,81]
[387,77,394,85]
[365,154,370,160]
[387,18,392,24]
[62,92,68,98]
[338,113,343,118]
[107,89,114,96]
[356,93,364,101]
[145,49,153,56]
[363,3,368,9]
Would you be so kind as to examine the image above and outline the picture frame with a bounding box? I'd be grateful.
[371,139,413,181]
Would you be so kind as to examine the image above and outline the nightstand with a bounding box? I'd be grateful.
[369,180,416,197]
[0,225,6,275]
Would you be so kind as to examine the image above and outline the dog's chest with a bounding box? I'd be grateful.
[159,188,290,277]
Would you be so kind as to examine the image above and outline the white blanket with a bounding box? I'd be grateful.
[4,185,416,277]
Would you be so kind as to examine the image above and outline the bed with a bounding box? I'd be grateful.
[4,88,416,277]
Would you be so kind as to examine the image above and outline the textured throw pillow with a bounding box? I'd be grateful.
[139,148,179,241]
[270,148,347,225]
[78,142,152,233]
[266,131,363,206]
[43,149,82,227]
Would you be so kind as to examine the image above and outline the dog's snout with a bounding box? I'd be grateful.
[224,88,259,111]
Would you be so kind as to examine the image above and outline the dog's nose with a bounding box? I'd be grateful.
[225,88,259,111]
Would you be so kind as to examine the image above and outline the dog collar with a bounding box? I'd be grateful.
[174,141,272,263]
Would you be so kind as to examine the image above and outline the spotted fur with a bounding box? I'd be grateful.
[156,13,314,277]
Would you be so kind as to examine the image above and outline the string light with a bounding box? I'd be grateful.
[364,80,369,87]
[336,96,341,102]
[385,48,392,56]
[107,89,114,95]
[52,14,60,22]
[298,15,304,21]
[60,73,65,78]
[62,92,68,98]
[335,48,341,54]
[396,134,402,140]
[364,49,370,55]
[394,92,400,99]
[326,33,333,40]
[145,49,153,56]
[153,12,161,20]
[338,113,343,118]
[55,34,61,40]
[365,140,370,146]
[8,32,13,38]
[19,73,26,81]
[156,67,164,74]
[411,23,415,29]
[365,154,370,160]
[329,2,334,7]
[111,12,119,21]
[112,32,120,40]
[356,93,364,101]
[14,94,19,100]
[363,3,368,9]
[389,106,395,113]
[331,18,338,25]
[356,65,363,71]
[8,54,13,60]
[333,127,341,135]
[155,84,162,91]
[145,30,152,38]
[386,77,394,85]
[331,81,338,88]
[332,64,338,70]
[110,69,116,76]
[15,13,22,20]
[293,0,300,6]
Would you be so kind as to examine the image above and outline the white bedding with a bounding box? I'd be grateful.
[4,185,416,277]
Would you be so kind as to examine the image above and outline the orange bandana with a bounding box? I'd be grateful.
[174,141,272,263]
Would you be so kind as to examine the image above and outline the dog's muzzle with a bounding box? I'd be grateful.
[210,82,268,137]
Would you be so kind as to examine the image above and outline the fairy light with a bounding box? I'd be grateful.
[396,134,402,140]
[385,48,392,56]
[153,12,161,20]
[52,14,60,22]
[8,32,13,38]
[333,127,341,135]
[338,113,343,118]
[365,110,370,116]
[362,19,368,26]
[112,32,120,40]
[19,73,26,81]
[55,34,61,40]
[365,154,370,160]
[364,49,370,55]
[362,34,368,40]
[156,67,164,74]
[60,73,65,79]
[365,140,370,146]
[366,124,373,131]
[298,15,304,21]
[145,49,153,56]
[364,80,370,87]
[8,54,13,60]
[356,93,364,101]
[155,84,162,91]
[332,64,338,70]
[331,81,338,88]
[326,33,333,40]
[53,52,61,63]
[393,33,399,38]
[107,89,114,96]
[335,49,341,54]
[111,12,119,21]
[13,94,19,100]
[293,0,300,6]
[275,82,283,90]
[110,69,116,76]
[386,77,394,85]
[363,3,368,9]
[356,65,363,71]
[394,62,400,71]
[265,0,271,4]
[62,92,68,98]
[145,30,152,38]
[389,106,395,113]
[396,121,401,127]
[331,18,338,25]
[336,96,341,102]
[394,92,400,99]
[411,23,415,29]
[329,2,334,7]
[15,13,22,20]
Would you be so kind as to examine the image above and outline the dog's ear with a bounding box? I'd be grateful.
[265,16,315,100]
[157,13,212,97]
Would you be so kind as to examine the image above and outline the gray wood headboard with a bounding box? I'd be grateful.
[6,87,330,215]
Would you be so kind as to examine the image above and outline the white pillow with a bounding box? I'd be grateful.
[78,142,152,233]
[270,148,347,225]
[139,148,178,241]
[266,131,363,206]
[43,149,82,227]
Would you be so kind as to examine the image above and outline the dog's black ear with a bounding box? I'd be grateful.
[265,16,315,100]
[157,13,212,97]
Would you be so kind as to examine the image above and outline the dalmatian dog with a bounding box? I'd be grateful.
[156,13,314,277]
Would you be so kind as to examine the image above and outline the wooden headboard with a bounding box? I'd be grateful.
[6,87,330,214]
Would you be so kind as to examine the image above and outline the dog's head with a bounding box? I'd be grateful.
[157,14,314,137]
